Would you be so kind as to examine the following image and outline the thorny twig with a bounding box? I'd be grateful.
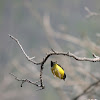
[9,34,100,92]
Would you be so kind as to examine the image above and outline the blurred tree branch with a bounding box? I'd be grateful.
[43,13,100,54]
[73,79,100,100]
[84,6,100,18]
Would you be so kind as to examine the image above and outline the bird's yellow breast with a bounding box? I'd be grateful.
[51,64,64,79]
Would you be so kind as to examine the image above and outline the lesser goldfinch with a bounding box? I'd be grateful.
[51,61,66,80]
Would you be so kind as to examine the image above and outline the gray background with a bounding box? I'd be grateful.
[0,0,100,100]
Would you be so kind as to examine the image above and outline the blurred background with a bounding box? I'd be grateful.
[0,0,100,100]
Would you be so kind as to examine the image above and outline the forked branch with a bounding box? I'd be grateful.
[9,34,100,91]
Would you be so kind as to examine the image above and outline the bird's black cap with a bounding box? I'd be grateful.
[51,61,56,67]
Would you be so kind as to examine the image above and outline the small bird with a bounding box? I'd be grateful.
[51,61,66,80]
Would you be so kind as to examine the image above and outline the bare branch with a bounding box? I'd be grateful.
[73,80,100,100]
[41,51,100,62]
[9,34,100,92]
[9,34,45,90]
[9,73,45,89]
[8,34,40,65]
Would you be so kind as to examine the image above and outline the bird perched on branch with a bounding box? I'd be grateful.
[51,61,66,80]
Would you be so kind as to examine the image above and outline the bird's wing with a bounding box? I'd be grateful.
[57,64,64,70]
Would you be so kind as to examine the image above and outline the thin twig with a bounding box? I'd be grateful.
[10,73,45,90]
[51,48,56,53]
[8,34,41,65]
[9,73,42,88]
